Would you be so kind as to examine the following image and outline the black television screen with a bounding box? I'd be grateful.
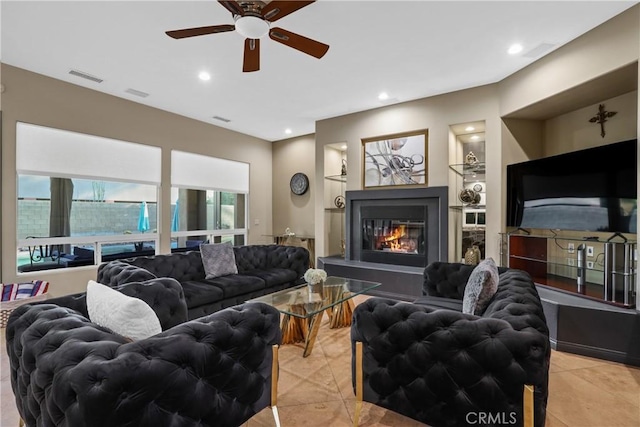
[506,139,637,234]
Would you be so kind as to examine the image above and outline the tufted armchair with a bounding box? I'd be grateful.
[6,285,283,427]
[351,265,550,427]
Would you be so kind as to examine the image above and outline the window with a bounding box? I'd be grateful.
[171,150,248,251]
[16,122,161,273]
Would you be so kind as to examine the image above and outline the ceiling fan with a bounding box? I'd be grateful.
[165,1,329,72]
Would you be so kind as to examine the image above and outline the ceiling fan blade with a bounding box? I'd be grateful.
[261,1,315,22]
[269,27,329,59]
[166,24,235,39]
[243,38,260,72]
[218,1,245,16]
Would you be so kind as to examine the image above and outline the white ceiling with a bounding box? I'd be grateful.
[2,1,638,142]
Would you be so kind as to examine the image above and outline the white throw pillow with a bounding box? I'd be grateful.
[462,257,499,315]
[200,241,239,279]
[86,280,162,341]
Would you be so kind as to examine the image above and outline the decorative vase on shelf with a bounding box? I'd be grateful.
[341,159,347,176]
[465,151,479,165]
[472,245,482,263]
[464,246,480,265]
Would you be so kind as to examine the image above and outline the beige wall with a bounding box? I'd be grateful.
[1,64,273,296]
[544,90,638,156]
[314,84,502,260]
[272,134,316,237]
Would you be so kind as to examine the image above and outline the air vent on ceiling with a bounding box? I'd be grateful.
[68,69,103,83]
[523,43,556,59]
[212,115,231,123]
[125,88,150,98]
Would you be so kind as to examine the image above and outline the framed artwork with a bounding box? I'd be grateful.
[361,129,428,188]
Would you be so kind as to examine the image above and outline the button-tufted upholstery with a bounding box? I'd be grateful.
[97,260,158,286]
[352,264,550,427]
[422,261,510,299]
[45,277,188,331]
[6,300,282,427]
[97,245,310,320]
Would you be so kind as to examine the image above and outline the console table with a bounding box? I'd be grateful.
[265,234,315,268]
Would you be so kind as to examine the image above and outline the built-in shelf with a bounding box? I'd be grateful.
[504,233,636,308]
[505,232,636,244]
[323,147,347,257]
[448,162,486,177]
[450,163,487,261]
[450,204,486,210]
[325,174,347,183]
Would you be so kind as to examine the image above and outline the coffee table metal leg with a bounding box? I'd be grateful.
[281,310,308,344]
[302,310,324,357]
[329,293,355,329]
[280,314,295,344]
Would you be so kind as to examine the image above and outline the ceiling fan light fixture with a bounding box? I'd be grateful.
[235,16,269,39]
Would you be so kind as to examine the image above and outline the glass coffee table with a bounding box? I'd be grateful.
[248,276,381,357]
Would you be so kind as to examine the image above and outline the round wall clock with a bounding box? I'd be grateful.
[290,172,309,195]
[473,183,483,192]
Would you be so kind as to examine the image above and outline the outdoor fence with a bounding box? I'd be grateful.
[18,200,158,240]
[18,200,234,241]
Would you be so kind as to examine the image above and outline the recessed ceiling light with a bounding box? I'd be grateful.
[378,92,389,100]
[465,126,475,132]
[508,44,523,55]
[471,135,480,141]
[285,128,292,135]
[198,71,211,81]
[341,144,347,150]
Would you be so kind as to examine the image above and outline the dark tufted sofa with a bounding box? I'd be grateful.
[98,244,310,320]
[351,262,550,427]
[6,284,282,427]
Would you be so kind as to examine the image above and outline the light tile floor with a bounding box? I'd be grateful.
[2,295,640,426]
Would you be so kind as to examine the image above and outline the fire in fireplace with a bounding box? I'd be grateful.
[362,219,425,254]
[357,204,428,267]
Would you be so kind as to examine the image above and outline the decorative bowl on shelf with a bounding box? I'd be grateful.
[459,188,481,205]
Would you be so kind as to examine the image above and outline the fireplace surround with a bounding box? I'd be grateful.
[346,187,448,268]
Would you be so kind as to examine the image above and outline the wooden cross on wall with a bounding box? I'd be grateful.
[589,104,617,138]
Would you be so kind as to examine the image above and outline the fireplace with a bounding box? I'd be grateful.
[360,206,427,266]
[346,187,448,268]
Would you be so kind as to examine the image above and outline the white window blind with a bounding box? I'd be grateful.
[171,150,249,193]
[16,122,161,184]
